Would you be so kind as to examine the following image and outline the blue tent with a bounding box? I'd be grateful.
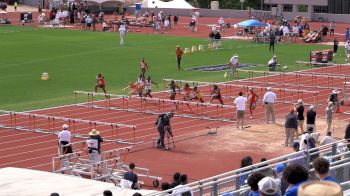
[236,19,267,27]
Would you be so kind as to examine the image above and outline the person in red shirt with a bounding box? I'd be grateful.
[95,73,107,94]
[209,84,224,105]
[247,87,259,118]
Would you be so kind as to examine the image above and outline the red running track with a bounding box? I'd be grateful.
[1,65,350,180]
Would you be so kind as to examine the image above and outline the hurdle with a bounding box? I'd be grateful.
[236,69,348,79]
[238,80,339,90]
[73,91,235,122]
[0,110,139,145]
[52,145,162,187]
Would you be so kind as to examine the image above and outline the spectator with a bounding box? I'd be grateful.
[308,137,319,163]
[247,172,266,196]
[123,163,140,189]
[86,129,103,164]
[234,91,247,129]
[132,193,142,196]
[298,181,342,196]
[295,99,305,135]
[329,21,335,36]
[263,87,277,124]
[58,124,72,154]
[308,126,320,142]
[258,158,273,176]
[288,142,305,167]
[345,28,350,41]
[328,89,340,113]
[161,182,171,191]
[313,157,339,183]
[283,165,309,196]
[172,174,193,196]
[173,15,179,27]
[269,32,275,52]
[326,102,334,132]
[258,177,279,196]
[345,123,350,149]
[306,105,317,133]
[320,132,335,146]
[285,108,298,147]
[239,156,253,186]
[103,190,113,196]
[50,193,59,196]
[175,45,183,70]
[273,163,288,195]
[170,172,181,188]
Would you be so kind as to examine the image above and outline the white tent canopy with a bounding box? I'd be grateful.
[142,0,195,9]
[0,167,158,196]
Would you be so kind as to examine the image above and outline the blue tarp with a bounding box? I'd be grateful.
[236,19,267,27]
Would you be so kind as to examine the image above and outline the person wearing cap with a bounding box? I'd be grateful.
[86,129,104,164]
[247,172,266,196]
[119,24,126,46]
[298,181,342,196]
[155,112,174,150]
[258,176,279,196]
[273,163,288,196]
[58,124,72,154]
[247,87,259,119]
[328,89,341,113]
[306,105,317,133]
[312,157,339,184]
[229,54,239,78]
[175,45,183,70]
[325,102,334,132]
[268,55,277,71]
[262,87,277,124]
[284,108,298,147]
[234,91,247,129]
[283,164,309,196]
[295,99,305,136]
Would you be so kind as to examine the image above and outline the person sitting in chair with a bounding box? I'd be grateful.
[268,55,278,71]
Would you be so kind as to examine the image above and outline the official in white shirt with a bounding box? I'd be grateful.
[262,87,277,124]
[234,91,247,129]
[58,124,72,154]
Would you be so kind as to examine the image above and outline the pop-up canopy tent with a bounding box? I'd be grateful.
[236,19,267,27]
[141,0,194,9]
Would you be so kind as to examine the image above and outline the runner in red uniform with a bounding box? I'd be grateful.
[139,58,148,76]
[209,84,224,105]
[95,74,107,94]
[247,87,259,118]
[123,81,143,100]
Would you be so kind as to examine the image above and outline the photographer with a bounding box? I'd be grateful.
[155,112,174,150]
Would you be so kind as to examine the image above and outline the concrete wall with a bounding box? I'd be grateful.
[264,0,328,6]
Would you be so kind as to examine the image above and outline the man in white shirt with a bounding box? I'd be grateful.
[263,87,277,124]
[229,54,239,78]
[119,25,126,46]
[320,131,335,145]
[58,124,72,154]
[234,91,247,129]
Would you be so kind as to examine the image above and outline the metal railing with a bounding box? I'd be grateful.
[146,139,349,196]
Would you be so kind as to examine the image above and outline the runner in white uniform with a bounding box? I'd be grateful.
[144,76,157,98]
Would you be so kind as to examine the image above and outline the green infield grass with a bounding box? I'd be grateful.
[0,25,345,111]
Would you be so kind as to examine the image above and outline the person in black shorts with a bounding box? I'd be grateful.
[168,80,180,100]
[209,84,224,105]
[295,99,305,137]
